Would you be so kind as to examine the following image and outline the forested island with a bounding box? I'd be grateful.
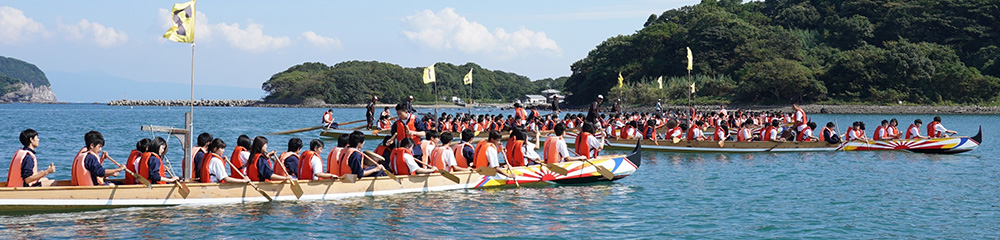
[0,56,57,103]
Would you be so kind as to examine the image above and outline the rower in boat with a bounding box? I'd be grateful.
[124,138,149,185]
[390,138,436,175]
[927,116,957,138]
[544,123,587,163]
[643,119,659,141]
[7,129,56,187]
[429,132,470,172]
[473,131,510,177]
[276,138,302,180]
[299,139,336,180]
[70,131,125,186]
[796,122,819,142]
[246,136,292,182]
[761,120,782,142]
[886,119,901,140]
[328,134,349,178]
[347,131,386,178]
[687,121,707,141]
[192,132,212,181]
[845,122,869,142]
[736,121,753,142]
[417,130,439,168]
[873,120,890,141]
[575,123,603,158]
[454,130,476,168]
[228,135,251,180]
[380,107,391,118]
[366,96,378,130]
[322,109,337,129]
[792,103,809,134]
[138,137,179,185]
[390,103,427,157]
[906,119,929,139]
[664,120,683,141]
[819,122,841,144]
[200,138,249,183]
[713,124,729,141]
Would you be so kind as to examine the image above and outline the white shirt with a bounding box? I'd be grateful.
[310,154,323,180]
[554,138,571,161]
[439,147,458,168]
[768,128,778,140]
[909,126,921,137]
[586,134,602,151]
[802,128,813,139]
[934,123,948,133]
[207,155,228,183]
[522,142,541,164]
[402,153,422,173]
[669,129,683,138]
[794,110,805,122]
[485,145,500,168]
[693,127,705,139]
[876,127,886,138]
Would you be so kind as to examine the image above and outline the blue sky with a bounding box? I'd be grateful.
[1,0,699,102]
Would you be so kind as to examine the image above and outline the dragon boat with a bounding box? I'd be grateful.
[594,127,981,154]
[0,141,641,215]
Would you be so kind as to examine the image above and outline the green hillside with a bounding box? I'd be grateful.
[564,0,1000,105]
[0,56,50,96]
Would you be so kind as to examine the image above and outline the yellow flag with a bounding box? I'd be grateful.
[163,0,196,43]
[617,72,624,88]
[690,82,696,94]
[657,76,663,89]
[686,47,693,71]
[422,63,436,84]
[463,68,473,85]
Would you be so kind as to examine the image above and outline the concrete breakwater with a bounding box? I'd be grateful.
[108,99,263,107]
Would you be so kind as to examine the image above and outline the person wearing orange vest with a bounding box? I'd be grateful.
[792,103,809,133]
[346,131,387,178]
[543,123,587,164]
[200,138,250,184]
[327,134,349,178]
[228,135,252,180]
[846,122,869,142]
[124,138,150,185]
[192,132,212,182]
[389,138,436,175]
[761,120,782,142]
[664,120,683,141]
[415,130,439,168]
[452,129,476,168]
[299,139,336,180]
[575,123,603,159]
[873,120,890,141]
[819,122,841,144]
[391,103,428,156]
[429,132,471,172]
[906,119,928,139]
[246,136,291,182]
[473,131,511,177]
[275,138,303,180]
[137,137,179,185]
[736,121,753,142]
[687,121,708,141]
[71,131,125,186]
[7,129,56,187]
[513,103,528,126]
[796,122,819,142]
[712,124,729,141]
[926,116,957,138]
[322,109,336,128]
[886,119,901,140]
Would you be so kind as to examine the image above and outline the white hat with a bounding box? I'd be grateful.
[597,95,604,99]
[408,95,414,99]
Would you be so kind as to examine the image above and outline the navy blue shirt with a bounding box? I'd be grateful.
[255,155,274,181]
[84,153,107,185]
[347,151,365,177]
[283,155,299,179]
[192,150,206,179]
[148,155,164,183]
[461,143,475,166]
[19,147,36,186]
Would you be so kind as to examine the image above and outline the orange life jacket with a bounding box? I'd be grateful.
[390,148,414,175]
[515,107,527,120]
[419,140,435,168]
[927,121,942,138]
[453,142,472,168]
[429,146,449,171]
[713,127,726,141]
[274,152,298,177]
[6,149,36,187]
[508,140,526,167]
[819,127,832,142]
[338,148,358,177]
[228,146,247,180]
[796,128,812,141]
[124,150,141,185]
[737,128,751,142]
[299,150,319,180]
[906,124,920,139]
[200,152,223,183]
[686,126,700,141]
[666,127,682,139]
[761,126,775,141]
[873,126,885,140]
[643,126,657,140]
[394,115,421,143]
[323,112,333,124]
[71,148,105,186]
[327,147,343,177]
[887,126,900,138]
[473,141,496,168]
[246,153,271,182]
[138,152,166,184]
[620,125,633,139]
[543,136,563,164]
[575,132,598,159]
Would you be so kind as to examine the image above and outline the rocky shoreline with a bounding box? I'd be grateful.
[104,99,1000,115]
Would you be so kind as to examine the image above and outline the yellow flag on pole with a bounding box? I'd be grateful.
[686,47,693,71]
[422,64,436,84]
[463,68,473,85]
[617,72,624,88]
[163,0,196,43]
[657,76,663,89]
[690,82,696,94]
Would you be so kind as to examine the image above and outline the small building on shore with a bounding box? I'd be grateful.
[519,95,547,105]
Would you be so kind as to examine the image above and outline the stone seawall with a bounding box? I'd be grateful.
[108,99,263,107]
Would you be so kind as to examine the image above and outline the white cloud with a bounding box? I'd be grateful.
[215,21,290,52]
[301,31,343,50]
[58,19,128,47]
[402,8,561,58]
[0,6,48,44]
[157,8,212,42]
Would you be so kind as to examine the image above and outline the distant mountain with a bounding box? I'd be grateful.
[47,71,265,103]
[0,56,56,102]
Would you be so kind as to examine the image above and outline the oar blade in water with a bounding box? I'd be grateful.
[596,166,615,180]
[135,173,152,188]
[176,182,190,198]
[546,163,569,176]
[290,180,304,199]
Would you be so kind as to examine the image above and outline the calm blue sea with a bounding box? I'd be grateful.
[0,103,997,239]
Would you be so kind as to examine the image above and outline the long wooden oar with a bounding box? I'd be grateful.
[104,155,152,188]
[269,154,304,199]
[499,148,521,188]
[574,150,614,180]
[361,151,400,182]
[162,160,190,199]
[220,155,273,201]
[529,159,569,176]
[409,152,461,184]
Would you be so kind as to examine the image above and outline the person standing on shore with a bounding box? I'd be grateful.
[7,129,56,187]
[366,96,378,130]
[927,116,957,138]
